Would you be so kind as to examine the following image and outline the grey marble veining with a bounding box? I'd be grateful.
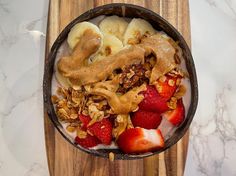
[0,0,48,175]
[0,0,236,175]
[185,0,236,175]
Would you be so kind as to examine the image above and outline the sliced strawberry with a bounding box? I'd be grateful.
[75,134,100,148]
[79,114,91,130]
[139,85,169,113]
[132,110,162,129]
[156,76,179,100]
[117,128,164,154]
[88,118,112,145]
[162,99,185,126]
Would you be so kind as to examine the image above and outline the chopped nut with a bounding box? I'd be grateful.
[127,71,135,79]
[96,100,108,110]
[118,64,148,93]
[174,85,186,99]
[109,152,115,161]
[57,87,68,98]
[57,99,67,108]
[70,121,80,127]
[171,97,177,102]
[167,96,178,109]
[57,108,70,120]
[84,85,91,92]
[117,115,124,123]
[128,31,142,45]
[159,76,166,83]
[112,114,133,139]
[176,78,181,86]
[167,73,177,77]
[66,125,76,133]
[135,31,141,39]
[88,104,104,122]
[167,100,177,109]
[145,70,151,78]
[132,106,139,112]
[128,38,139,45]
[127,115,134,129]
[86,98,94,106]
[77,128,87,139]
[82,109,89,116]
[104,46,112,56]
[51,95,59,104]
[155,83,162,93]
[70,113,78,119]
[71,90,83,106]
[168,79,175,86]
[88,118,99,127]
[168,68,185,78]
[92,95,105,101]
[87,130,94,136]
[72,85,82,91]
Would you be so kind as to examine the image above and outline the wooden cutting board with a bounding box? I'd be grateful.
[44,0,191,175]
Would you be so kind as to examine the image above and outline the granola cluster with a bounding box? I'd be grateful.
[52,87,111,122]
[117,64,148,93]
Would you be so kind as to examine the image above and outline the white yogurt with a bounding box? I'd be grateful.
[90,142,118,150]
[180,57,192,116]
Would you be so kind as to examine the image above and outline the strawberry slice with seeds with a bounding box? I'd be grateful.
[132,110,162,129]
[139,85,169,113]
[75,134,100,148]
[156,76,179,100]
[117,128,164,154]
[88,118,112,145]
[79,114,91,130]
[162,99,185,126]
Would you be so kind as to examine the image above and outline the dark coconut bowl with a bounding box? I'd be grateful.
[43,3,198,160]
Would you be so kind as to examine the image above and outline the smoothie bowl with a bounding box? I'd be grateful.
[43,3,198,160]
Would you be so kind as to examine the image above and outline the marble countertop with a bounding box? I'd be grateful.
[0,0,236,175]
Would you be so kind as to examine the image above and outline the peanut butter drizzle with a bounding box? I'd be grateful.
[88,83,146,114]
[140,34,176,84]
[113,114,133,139]
[57,29,102,75]
[66,45,145,85]
[58,33,176,86]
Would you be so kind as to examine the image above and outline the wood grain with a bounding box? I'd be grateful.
[44,0,191,175]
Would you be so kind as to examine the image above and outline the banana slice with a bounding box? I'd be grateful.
[99,16,128,41]
[67,21,103,49]
[55,67,71,88]
[92,33,124,62]
[55,71,82,90]
[123,18,156,45]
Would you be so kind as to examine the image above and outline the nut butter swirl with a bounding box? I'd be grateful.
[58,31,176,86]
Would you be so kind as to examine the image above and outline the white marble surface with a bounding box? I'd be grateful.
[0,0,48,175]
[185,0,236,175]
[0,0,236,175]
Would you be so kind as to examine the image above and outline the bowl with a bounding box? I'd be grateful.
[43,3,198,160]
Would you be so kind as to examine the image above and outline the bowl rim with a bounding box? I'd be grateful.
[43,3,198,160]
